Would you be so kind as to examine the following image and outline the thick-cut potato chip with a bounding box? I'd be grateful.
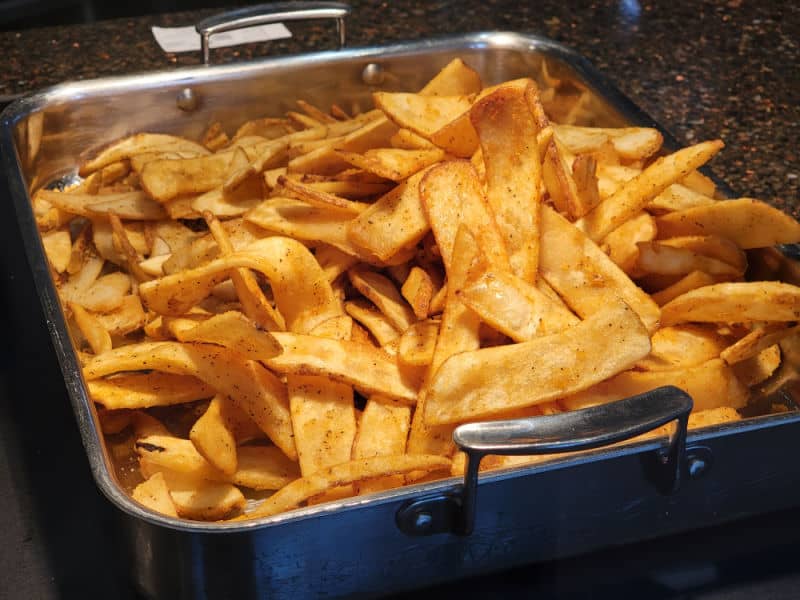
[539,205,661,333]
[347,169,431,262]
[401,266,436,320]
[75,272,131,313]
[636,241,742,278]
[191,175,264,218]
[425,301,651,425]
[38,189,167,220]
[459,266,579,342]
[648,183,716,213]
[655,198,800,248]
[650,270,719,306]
[601,212,656,276]
[267,332,420,403]
[277,175,368,214]
[398,319,439,367]
[132,472,179,517]
[659,235,746,273]
[140,237,340,333]
[577,140,724,241]
[190,395,239,476]
[70,301,112,354]
[85,342,296,460]
[336,148,445,182]
[233,445,300,490]
[88,372,213,409]
[419,58,483,96]
[140,151,239,202]
[733,344,781,387]
[42,229,71,273]
[721,324,799,365]
[634,324,728,371]
[289,375,356,477]
[348,268,416,332]
[373,93,474,139]
[171,311,281,361]
[553,125,663,160]
[562,358,748,412]
[168,478,245,521]
[80,133,209,175]
[471,82,542,282]
[352,397,411,495]
[420,160,510,272]
[344,300,399,346]
[243,454,450,519]
[390,128,436,150]
[661,282,800,326]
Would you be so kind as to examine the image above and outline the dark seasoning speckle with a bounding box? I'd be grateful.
[1,0,796,213]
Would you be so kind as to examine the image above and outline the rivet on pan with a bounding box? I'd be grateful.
[176,88,199,112]
[686,447,713,480]
[413,511,433,532]
[361,63,385,86]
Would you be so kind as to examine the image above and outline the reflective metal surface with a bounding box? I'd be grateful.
[2,31,800,599]
[196,2,350,65]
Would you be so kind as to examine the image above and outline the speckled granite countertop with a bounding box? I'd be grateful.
[1,0,798,208]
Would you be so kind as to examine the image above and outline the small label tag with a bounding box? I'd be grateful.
[151,23,292,54]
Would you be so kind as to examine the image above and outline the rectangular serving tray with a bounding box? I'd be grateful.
[3,30,800,599]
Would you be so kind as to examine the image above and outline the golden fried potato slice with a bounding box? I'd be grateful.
[73,272,131,313]
[190,395,238,476]
[721,324,799,365]
[38,190,167,220]
[140,237,340,333]
[648,183,716,213]
[233,445,300,490]
[562,358,749,412]
[140,151,240,202]
[171,311,282,361]
[539,205,661,333]
[346,169,431,262]
[419,58,482,96]
[344,300,400,346]
[132,472,179,518]
[650,270,719,306]
[577,140,724,241]
[42,230,71,273]
[634,324,728,371]
[425,300,650,424]
[553,125,663,160]
[191,174,264,218]
[336,148,446,182]
[373,93,474,139]
[88,372,213,409]
[70,302,112,354]
[243,454,451,519]
[659,235,747,273]
[398,319,439,367]
[246,197,389,263]
[420,160,510,272]
[401,266,436,320]
[390,128,436,150]
[601,212,656,276]
[266,332,421,403]
[655,198,800,248]
[168,479,245,521]
[80,133,209,175]
[277,175,369,214]
[458,266,579,341]
[660,282,800,326]
[733,344,781,387]
[636,241,743,278]
[85,342,296,460]
[471,81,542,282]
[352,397,411,495]
[348,268,416,332]
[289,375,356,477]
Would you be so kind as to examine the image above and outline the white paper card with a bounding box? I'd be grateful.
[151,23,292,54]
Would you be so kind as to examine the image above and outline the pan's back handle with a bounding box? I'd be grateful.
[195,1,351,65]
[396,386,693,536]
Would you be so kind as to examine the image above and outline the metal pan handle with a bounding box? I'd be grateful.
[195,1,351,65]
[396,386,693,536]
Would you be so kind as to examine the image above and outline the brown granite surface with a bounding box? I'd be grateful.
[0,0,798,209]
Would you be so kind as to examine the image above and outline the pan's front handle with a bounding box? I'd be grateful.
[195,1,351,65]
[396,386,693,536]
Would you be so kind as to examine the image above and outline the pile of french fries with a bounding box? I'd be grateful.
[34,58,800,521]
